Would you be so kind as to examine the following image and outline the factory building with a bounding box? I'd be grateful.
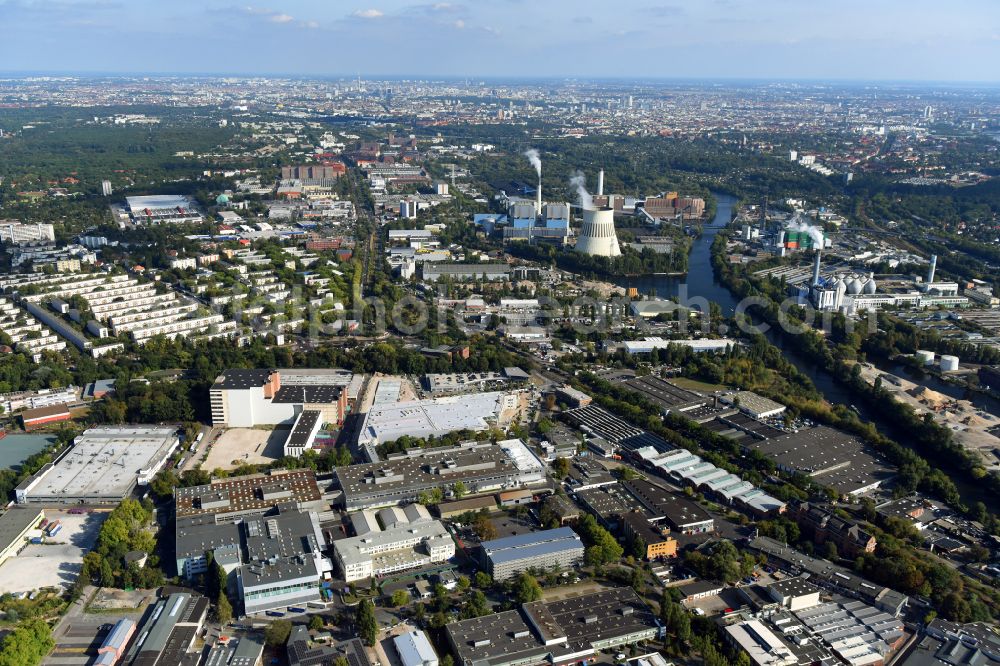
[209,368,351,427]
[121,593,209,666]
[237,510,331,615]
[445,587,659,666]
[334,439,546,510]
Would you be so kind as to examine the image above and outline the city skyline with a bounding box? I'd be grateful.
[0,0,999,82]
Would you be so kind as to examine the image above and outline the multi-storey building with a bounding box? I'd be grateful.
[480,527,585,581]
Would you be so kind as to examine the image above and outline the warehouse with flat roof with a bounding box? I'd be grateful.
[0,507,45,566]
[746,426,895,497]
[15,426,178,504]
[358,391,514,446]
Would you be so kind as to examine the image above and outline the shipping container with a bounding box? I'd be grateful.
[47,524,62,537]
[265,611,285,618]
[30,537,44,544]
[287,607,306,613]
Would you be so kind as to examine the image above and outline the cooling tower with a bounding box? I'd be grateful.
[575,207,621,257]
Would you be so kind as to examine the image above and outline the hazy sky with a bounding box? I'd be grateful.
[1,0,998,81]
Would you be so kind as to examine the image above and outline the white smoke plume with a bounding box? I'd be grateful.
[523,148,542,177]
[569,171,594,210]
[785,217,824,248]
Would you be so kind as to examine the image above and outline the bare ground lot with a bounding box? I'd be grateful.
[0,510,106,595]
[201,427,289,470]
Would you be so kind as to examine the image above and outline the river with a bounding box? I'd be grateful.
[617,194,875,413]
[618,193,1000,420]
[616,193,998,505]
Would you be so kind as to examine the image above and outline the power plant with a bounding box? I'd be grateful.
[575,207,621,257]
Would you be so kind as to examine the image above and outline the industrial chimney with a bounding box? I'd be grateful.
[597,170,605,196]
[811,250,822,286]
[536,171,542,217]
[927,255,937,283]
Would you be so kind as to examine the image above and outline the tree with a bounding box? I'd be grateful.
[474,571,493,589]
[391,589,411,607]
[309,614,325,631]
[474,513,498,541]
[0,619,54,666]
[453,481,467,499]
[357,599,379,646]
[553,457,570,479]
[512,572,543,604]
[215,592,232,625]
[264,620,292,647]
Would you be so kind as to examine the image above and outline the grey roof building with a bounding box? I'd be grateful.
[334,440,546,510]
[480,526,584,581]
[445,587,659,666]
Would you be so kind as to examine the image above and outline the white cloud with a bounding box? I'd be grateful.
[269,13,294,23]
[352,8,383,19]
[302,20,320,28]
[453,19,464,28]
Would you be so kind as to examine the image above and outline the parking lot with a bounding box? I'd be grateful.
[201,427,288,470]
[0,510,106,595]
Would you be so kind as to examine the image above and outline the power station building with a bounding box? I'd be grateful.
[575,208,621,257]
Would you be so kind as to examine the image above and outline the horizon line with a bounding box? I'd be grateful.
[1,70,1000,88]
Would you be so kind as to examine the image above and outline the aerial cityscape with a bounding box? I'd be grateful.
[0,2,999,666]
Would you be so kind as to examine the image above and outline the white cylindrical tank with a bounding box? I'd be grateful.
[575,207,621,257]
[940,355,959,372]
[915,350,935,365]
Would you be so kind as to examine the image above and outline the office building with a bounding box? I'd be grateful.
[333,516,453,582]
[792,502,877,558]
[620,512,678,560]
[480,527,585,581]
[281,164,345,182]
[287,625,371,666]
[15,426,178,504]
[767,577,822,611]
[422,263,512,283]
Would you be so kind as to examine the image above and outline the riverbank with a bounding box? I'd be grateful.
[709,215,1000,517]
